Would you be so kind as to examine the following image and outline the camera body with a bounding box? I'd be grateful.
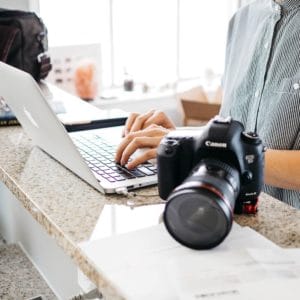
[158,116,264,213]
[157,116,265,249]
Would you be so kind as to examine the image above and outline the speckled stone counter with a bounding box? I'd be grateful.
[0,244,56,300]
[0,126,300,299]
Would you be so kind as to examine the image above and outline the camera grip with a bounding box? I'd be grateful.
[157,139,181,200]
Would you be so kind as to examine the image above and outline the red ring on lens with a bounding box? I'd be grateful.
[198,183,234,217]
[175,181,234,217]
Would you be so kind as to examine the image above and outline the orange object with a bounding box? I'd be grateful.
[74,60,98,101]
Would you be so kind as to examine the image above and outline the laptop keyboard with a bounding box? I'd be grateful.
[71,134,157,183]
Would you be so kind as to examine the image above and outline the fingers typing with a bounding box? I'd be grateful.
[115,127,169,168]
[120,136,162,167]
[122,112,139,137]
[127,149,157,169]
[144,110,176,130]
[129,110,155,133]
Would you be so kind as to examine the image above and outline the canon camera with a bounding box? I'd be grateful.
[157,116,265,249]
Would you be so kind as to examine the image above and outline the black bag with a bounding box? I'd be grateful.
[0,9,52,81]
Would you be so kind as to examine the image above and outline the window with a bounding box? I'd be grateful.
[39,0,238,91]
[112,0,177,87]
[179,0,236,79]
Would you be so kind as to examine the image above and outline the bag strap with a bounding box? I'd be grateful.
[0,24,19,62]
[37,52,52,80]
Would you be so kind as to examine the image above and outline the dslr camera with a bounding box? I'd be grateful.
[157,116,265,249]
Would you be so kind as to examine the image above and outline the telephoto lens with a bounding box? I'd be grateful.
[163,159,240,249]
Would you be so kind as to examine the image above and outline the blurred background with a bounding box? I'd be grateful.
[0,0,254,125]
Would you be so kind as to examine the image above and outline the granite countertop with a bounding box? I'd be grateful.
[0,126,300,299]
[0,243,57,300]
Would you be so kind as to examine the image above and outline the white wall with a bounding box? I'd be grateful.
[0,0,39,12]
[0,182,80,299]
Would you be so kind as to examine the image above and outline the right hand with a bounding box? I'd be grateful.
[122,109,176,137]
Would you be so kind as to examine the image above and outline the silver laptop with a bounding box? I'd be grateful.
[0,62,157,194]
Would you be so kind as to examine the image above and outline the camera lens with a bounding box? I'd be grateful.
[163,159,240,249]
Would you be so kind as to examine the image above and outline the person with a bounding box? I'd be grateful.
[115,0,300,208]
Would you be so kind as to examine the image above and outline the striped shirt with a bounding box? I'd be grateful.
[220,0,300,208]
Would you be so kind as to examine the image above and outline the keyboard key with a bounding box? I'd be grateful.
[105,169,114,174]
[107,177,116,182]
[147,166,157,171]
[128,169,146,177]
[110,172,119,177]
[107,163,116,167]
[94,162,104,167]
[143,163,153,167]
[137,166,155,176]
[114,166,136,179]
[101,159,110,164]
[113,176,126,181]
[73,135,138,182]
[100,166,110,171]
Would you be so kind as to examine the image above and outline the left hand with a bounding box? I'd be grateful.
[122,110,176,137]
[115,124,171,169]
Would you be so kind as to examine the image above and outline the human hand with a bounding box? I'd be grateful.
[115,124,172,169]
[122,109,175,137]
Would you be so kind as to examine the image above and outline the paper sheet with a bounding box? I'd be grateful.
[178,277,300,300]
[80,222,298,300]
[172,247,300,300]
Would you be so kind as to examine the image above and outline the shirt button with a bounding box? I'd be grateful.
[264,42,268,49]
[293,83,300,90]
[255,90,259,98]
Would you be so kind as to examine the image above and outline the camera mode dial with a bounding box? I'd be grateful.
[212,116,231,124]
[163,139,179,154]
[242,132,260,144]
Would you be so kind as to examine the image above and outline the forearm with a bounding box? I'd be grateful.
[265,149,300,190]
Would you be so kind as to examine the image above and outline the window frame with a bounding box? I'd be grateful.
[38,0,238,91]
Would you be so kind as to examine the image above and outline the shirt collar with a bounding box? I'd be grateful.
[271,0,300,13]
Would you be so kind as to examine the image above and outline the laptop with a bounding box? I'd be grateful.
[38,82,129,132]
[0,62,157,194]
